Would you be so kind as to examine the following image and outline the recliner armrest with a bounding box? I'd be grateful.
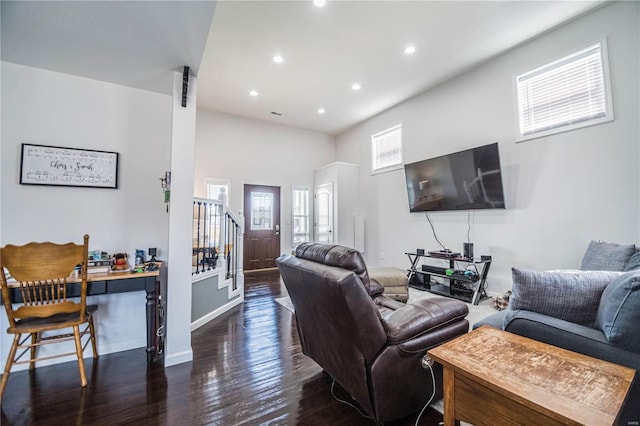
[381,297,468,344]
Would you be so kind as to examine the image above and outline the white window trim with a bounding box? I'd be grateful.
[514,39,614,143]
[371,123,403,175]
[291,185,310,247]
[205,177,230,206]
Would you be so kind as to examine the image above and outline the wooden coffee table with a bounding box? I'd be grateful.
[427,326,635,426]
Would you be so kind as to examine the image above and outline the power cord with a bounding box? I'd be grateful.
[330,378,373,421]
[330,356,438,425]
[425,212,446,250]
[415,355,437,426]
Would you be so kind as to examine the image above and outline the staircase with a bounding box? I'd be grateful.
[191,197,244,329]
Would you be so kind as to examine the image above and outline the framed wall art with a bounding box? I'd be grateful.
[20,143,119,189]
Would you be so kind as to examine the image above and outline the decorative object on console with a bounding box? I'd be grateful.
[87,251,111,274]
[135,249,145,266]
[111,252,129,271]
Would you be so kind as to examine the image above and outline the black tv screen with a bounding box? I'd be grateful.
[404,142,506,212]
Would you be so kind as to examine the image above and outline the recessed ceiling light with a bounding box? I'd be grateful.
[351,83,361,91]
[317,108,326,114]
[273,55,284,64]
[249,90,258,97]
[314,0,326,7]
[404,46,416,55]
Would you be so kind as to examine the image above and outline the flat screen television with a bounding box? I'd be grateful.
[404,142,506,212]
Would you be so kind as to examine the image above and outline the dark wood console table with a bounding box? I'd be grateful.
[3,269,165,363]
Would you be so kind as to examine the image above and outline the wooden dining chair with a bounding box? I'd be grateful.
[0,234,98,400]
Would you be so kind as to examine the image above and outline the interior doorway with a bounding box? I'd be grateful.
[243,184,281,271]
[314,183,333,244]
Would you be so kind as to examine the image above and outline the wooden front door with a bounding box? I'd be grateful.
[243,184,281,271]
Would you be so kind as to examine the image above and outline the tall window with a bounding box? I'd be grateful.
[206,179,229,205]
[292,187,310,246]
[515,41,613,141]
[371,124,403,174]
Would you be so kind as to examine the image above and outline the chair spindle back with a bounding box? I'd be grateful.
[0,235,89,325]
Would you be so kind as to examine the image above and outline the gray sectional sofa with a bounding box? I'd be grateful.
[475,241,640,425]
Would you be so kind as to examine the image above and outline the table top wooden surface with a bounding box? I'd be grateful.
[428,326,635,426]
[5,269,159,287]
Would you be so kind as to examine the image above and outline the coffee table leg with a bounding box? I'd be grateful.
[443,366,460,426]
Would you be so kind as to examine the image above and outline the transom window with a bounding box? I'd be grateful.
[371,124,403,174]
[515,41,613,141]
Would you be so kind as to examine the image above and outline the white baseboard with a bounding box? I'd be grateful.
[191,296,242,331]
[7,338,146,372]
[164,349,194,367]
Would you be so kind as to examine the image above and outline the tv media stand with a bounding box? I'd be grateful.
[406,251,491,305]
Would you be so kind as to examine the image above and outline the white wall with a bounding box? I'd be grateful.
[0,62,172,367]
[165,71,197,366]
[336,1,640,295]
[194,109,336,253]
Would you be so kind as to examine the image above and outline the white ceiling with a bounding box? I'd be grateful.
[2,1,607,136]
[1,1,217,95]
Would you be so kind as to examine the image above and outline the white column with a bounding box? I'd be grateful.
[165,70,196,366]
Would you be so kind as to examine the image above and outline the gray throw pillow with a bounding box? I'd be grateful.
[596,270,640,353]
[580,240,636,271]
[623,251,640,271]
[510,268,622,326]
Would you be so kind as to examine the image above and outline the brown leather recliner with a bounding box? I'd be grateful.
[276,243,469,423]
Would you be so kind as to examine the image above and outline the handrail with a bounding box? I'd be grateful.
[192,198,242,293]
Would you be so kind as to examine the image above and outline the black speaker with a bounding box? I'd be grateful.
[416,248,425,255]
[463,242,474,261]
[181,66,190,107]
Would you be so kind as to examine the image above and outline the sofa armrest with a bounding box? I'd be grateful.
[381,297,468,344]
[504,309,640,371]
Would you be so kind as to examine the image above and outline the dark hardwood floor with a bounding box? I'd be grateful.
[0,270,443,425]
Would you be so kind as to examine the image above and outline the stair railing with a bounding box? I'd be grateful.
[192,197,243,289]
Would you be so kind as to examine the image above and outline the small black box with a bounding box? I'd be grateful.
[481,255,492,262]
[463,242,474,260]
[416,248,425,255]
